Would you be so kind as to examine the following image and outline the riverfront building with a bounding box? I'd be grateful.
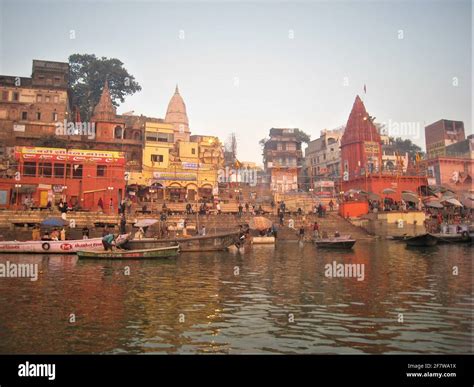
[262,128,304,193]
[0,146,125,210]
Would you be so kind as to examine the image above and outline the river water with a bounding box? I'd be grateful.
[0,240,471,354]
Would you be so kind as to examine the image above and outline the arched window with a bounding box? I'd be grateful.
[114,126,123,139]
[134,131,141,141]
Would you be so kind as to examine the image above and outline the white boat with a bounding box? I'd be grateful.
[0,238,105,254]
[252,236,275,244]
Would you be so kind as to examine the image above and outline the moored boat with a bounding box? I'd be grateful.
[124,231,238,252]
[405,233,438,247]
[77,245,180,259]
[0,238,104,254]
[315,237,356,249]
[252,236,275,244]
[432,231,473,244]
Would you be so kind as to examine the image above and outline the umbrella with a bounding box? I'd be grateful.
[134,219,158,228]
[461,197,474,209]
[368,192,381,200]
[439,191,455,200]
[401,192,419,203]
[248,216,273,231]
[443,198,463,207]
[424,200,444,209]
[41,217,68,227]
[382,188,396,195]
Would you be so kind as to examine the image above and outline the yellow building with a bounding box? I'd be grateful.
[129,122,224,202]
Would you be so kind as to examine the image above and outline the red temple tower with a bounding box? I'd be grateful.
[341,95,382,180]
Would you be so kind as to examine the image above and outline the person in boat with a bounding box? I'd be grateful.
[200,225,206,236]
[60,228,66,241]
[82,226,90,240]
[51,228,59,241]
[42,231,51,241]
[32,225,41,241]
[102,233,116,251]
[334,231,340,238]
[119,215,127,235]
[135,227,145,240]
[235,225,246,248]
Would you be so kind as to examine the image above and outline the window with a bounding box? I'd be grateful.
[36,112,41,120]
[114,126,123,139]
[54,163,65,178]
[151,154,164,163]
[45,95,50,103]
[23,162,37,177]
[97,165,107,177]
[12,92,19,101]
[1,91,8,100]
[39,163,52,178]
[52,112,58,121]
[65,164,71,178]
[53,95,59,103]
[72,164,83,179]
[191,148,196,155]
[21,111,27,120]
[36,95,42,103]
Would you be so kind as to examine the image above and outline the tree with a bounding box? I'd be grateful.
[294,129,311,144]
[389,137,424,160]
[69,54,142,121]
[36,135,68,148]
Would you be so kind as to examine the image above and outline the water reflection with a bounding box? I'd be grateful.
[0,240,471,354]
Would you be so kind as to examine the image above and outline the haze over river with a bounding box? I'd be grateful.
[0,240,471,354]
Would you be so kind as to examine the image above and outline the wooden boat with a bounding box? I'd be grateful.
[77,245,180,260]
[315,237,356,249]
[0,238,104,254]
[252,236,275,244]
[405,233,438,247]
[432,231,474,244]
[124,231,238,252]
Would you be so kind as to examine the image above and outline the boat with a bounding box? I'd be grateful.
[124,231,239,252]
[77,245,180,260]
[0,238,105,254]
[314,236,356,249]
[252,236,275,244]
[405,233,438,247]
[432,232,474,244]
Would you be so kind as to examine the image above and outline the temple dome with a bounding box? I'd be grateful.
[165,85,189,135]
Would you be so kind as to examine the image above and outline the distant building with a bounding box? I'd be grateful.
[263,128,303,193]
[0,60,71,149]
[425,119,465,159]
[305,127,343,192]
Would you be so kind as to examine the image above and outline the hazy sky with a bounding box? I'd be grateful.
[0,0,471,163]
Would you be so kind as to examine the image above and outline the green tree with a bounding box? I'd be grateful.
[36,135,68,148]
[389,137,424,159]
[69,54,142,121]
[294,129,311,144]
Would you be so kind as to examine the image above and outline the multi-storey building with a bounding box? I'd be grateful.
[0,60,71,149]
[425,119,465,159]
[305,127,343,193]
[263,128,303,193]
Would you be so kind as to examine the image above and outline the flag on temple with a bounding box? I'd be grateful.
[364,84,367,94]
